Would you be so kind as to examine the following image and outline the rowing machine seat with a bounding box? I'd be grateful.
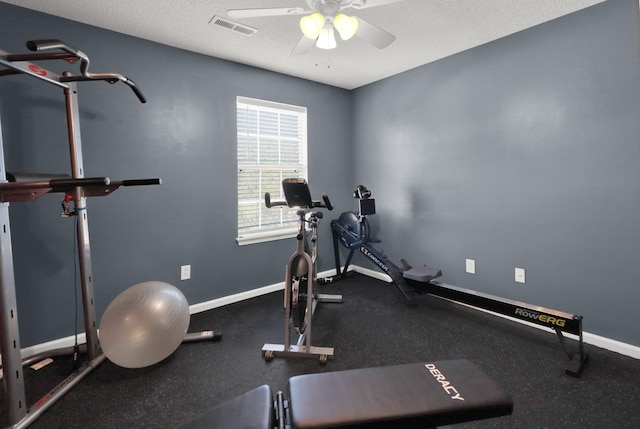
[403,265,443,283]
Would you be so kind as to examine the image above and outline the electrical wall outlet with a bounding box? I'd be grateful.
[181,265,191,281]
[515,267,525,283]
[465,259,476,274]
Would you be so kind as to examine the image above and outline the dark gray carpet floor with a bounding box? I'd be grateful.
[2,274,639,428]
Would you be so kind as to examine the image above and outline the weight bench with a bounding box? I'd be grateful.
[180,359,513,428]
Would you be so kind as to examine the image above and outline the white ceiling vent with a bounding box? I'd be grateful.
[209,15,257,37]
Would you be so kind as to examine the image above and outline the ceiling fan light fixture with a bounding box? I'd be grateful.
[316,27,337,50]
[300,12,325,39]
[334,13,359,40]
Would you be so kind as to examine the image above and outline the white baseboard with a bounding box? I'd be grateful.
[583,332,640,359]
[188,282,285,314]
[187,267,338,314]
[351,265,393,281]
[16,266,640,361]
[15,335,87,362]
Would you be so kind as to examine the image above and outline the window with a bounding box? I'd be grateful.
[236,96,308,245]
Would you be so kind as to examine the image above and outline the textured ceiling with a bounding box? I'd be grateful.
[1,0,605,89]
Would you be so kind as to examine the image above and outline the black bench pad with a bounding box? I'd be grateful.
[288,359,513,428]
[179,384,273,429]
[180,359,512,429]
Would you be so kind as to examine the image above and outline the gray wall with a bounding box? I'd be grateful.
[2,0,640,350]
[352,0,640,347]
[0,3,353,347]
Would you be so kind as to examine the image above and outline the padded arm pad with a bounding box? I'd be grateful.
[288,359,513,428]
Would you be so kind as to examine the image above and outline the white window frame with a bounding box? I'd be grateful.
[236,96,308,246]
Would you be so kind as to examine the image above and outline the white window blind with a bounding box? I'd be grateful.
[236,96,308,245]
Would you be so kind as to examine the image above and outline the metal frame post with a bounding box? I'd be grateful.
[0,118,28,425]
[64,78,100,360]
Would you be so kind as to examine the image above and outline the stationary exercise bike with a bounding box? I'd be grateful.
[262,178,341,364]
[329,185,442,299]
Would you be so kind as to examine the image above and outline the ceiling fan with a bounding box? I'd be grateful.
[227,0,405,54]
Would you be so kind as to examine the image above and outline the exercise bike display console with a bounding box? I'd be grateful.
[262,178,341,364]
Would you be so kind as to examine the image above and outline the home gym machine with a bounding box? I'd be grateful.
[0,40,216,429]
[329,185,442,300]
[261,178,341,364]
[330,185,588,377]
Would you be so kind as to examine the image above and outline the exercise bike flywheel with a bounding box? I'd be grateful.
[291,276,311,334]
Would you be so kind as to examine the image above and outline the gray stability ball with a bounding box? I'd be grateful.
[99,281,190,368]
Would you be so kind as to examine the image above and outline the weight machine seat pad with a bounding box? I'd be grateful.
[179,384,274,429]
[288,359,513,429]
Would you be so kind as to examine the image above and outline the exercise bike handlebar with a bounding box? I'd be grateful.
[264,192,333,210]
[321,193,333,210]
[26,39,147,103]
[264,192,279,208]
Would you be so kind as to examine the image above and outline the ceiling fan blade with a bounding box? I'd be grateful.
[227,7,307,19]
[355,17,396,49]
[292,35,316,55]
[350,0,405,10]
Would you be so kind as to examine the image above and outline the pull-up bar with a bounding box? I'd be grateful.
[0,39,146,103]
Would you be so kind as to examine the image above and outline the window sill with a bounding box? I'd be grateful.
[236,228,297,246]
